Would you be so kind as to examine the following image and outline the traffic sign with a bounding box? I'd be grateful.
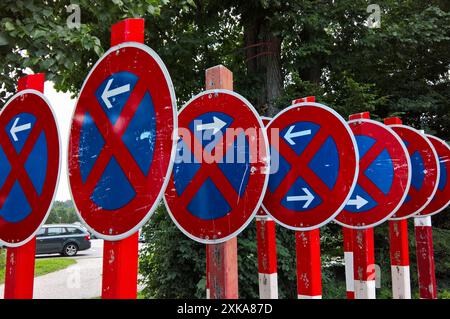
[419,135,450,217]
[0,90,60,246]
[335,119,411,228]
[164,90,269,243]
[388,125,440,219]
[256,116,272,218]
[262,102,359,230]
[68,42,177,240]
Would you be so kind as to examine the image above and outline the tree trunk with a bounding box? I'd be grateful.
[243,17,283,117]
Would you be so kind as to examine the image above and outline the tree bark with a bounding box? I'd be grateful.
[243,16,283,117]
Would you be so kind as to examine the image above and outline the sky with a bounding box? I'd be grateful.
[44,81,75,201]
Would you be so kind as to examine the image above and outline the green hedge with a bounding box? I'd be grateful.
[139,203,450,299]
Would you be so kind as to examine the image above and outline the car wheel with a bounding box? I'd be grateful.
[63,243,78,257]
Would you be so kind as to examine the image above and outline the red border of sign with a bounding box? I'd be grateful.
[419,135,450,217]
[262,102,359,231]
[68,42,177,240]
[164,89,269,244]
[334,119,411,229]
[389,125,440,220]
[0,90,61,247]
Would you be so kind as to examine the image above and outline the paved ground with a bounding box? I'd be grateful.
[0,239,146,299]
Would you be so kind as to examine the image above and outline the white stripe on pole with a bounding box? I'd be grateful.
[354,280,376,299]
[414,216,432,227]
[391,265,411,299]
[298,294,322,299]
[344,251,355,295]
[258,273,278,299]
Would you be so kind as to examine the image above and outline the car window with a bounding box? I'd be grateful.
[46,227,63,236]
[66,227,83,235]
[36,228,46,237]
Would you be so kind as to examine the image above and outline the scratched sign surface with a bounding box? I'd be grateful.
[335,119,411,229]
[164,90,269,244]
[0,90,60,246]
[387,125,439,220]
[68,43,177,240]
[262,102,358,231]
[419,135,450,217]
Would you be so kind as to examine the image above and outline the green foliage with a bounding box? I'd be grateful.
[0,0,165,102]
[0,254,76,284]
[1,0,449,298]
[140,203,348,299]
[46,201,80,224]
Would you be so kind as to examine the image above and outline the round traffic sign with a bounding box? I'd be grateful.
[388,125,440,220]
[164,90,269,243]
[418,135,450,217]
[262,102,359,231]
[68,42,177,240]
[0,90,60,247]
[256,116,272,218]
[335,119,411,229]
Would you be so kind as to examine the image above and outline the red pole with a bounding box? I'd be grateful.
[388,219,411,298]
[292,96,323,299]
[205,65,239,299]
[343,227,355,299]
[101,18,143,299]
[414,216,437,299]
[256,209,278,298]
[353,228,376,298]
[348,112,376,299]
[295,229,322,298]
[384,117,412,299]
[4,73,45,299]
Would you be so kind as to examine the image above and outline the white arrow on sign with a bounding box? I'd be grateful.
[101,78,131,109]
[195,116,227,134]
[286,187,315,208]
[346,195,369,210]
[10,117,31,142]
[284,125,311,145]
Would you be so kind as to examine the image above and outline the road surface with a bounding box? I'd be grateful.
[0,239,146,299]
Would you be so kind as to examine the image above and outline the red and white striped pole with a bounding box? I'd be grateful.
[413,130,438,299]
[101,18,142,299]
[3,73,46,299]
[352,228,376,298]
[348,112,376,299]
[414,216,437,299]
[343,227,355,299]
[205,65,239,299]
[292,96,322,299]
[384,117,412,299]
[256,209,278,298]
[388,219,411,298]
[295,229,322,299]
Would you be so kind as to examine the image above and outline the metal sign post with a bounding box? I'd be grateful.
[1,73,60,299]
[68,18,177,299]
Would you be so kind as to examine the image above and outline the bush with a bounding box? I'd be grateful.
[139,204,450,299]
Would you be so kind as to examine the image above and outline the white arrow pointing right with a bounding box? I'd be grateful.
[346,195,369,210]
[284,125,311,145]
[286,187,315,208]
[195,116,227,134]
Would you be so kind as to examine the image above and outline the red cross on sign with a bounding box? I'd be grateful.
[68,43,177,240]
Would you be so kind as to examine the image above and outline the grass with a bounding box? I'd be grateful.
[0,249,76,284]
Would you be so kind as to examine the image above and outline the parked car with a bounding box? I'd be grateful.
[36,224,91,256]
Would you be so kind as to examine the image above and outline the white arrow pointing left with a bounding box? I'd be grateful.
[101,78,131,109]
[10,117,31,142]
[286,187,315,208]
[195,116,227,134]
[284,125,311,145]
[346,195,369,210]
